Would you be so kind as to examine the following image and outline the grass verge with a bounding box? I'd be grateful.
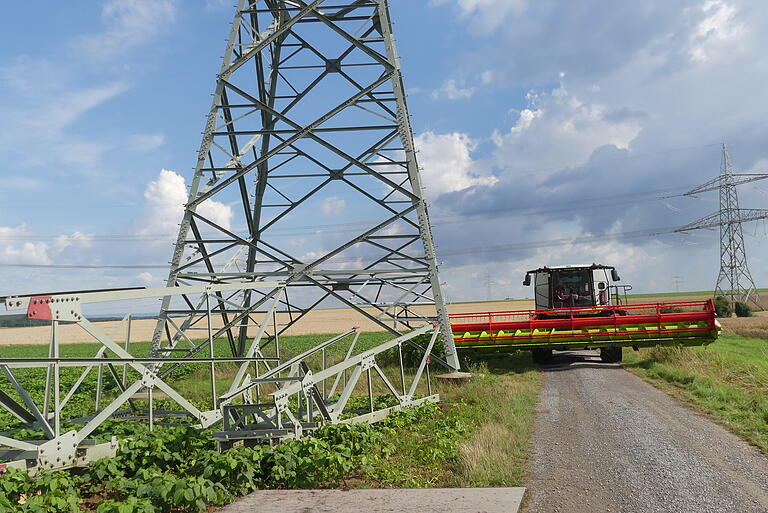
[360,352,542,488]
[624,334,768,453]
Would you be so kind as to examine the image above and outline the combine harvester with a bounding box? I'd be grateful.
[450,264,721,364]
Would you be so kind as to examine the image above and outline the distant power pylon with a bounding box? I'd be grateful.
[672,275,683,293]
[675,144,768,309]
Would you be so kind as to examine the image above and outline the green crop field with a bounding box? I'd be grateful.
[624,334,768,453]
[0,334,542,512]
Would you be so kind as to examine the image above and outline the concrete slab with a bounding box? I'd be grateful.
[436,371,476,384]
[219,487,526,513]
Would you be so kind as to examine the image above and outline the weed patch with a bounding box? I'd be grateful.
[359,354,542,488]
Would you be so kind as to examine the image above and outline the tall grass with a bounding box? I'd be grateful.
[453,370,539,486]
[446,356,541,487]
[352,354,542,488]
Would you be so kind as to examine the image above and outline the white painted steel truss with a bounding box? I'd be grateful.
[0,282,440,473]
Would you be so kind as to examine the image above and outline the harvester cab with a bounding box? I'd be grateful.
[522,264,621,310]
[450,263,720,365]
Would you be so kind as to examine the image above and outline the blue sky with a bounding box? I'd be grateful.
[2,0,768,306]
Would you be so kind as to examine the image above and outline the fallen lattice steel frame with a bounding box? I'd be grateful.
[0,282,440,474]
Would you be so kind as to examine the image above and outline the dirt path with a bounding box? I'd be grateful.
[523,351,768,513]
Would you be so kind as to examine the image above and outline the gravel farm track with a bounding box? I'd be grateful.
[522,351,768,513]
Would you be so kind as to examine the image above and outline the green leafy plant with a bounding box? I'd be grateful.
[96,497,156,513]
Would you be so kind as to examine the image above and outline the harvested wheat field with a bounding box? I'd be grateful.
[0,299,534,346]
[627,292,768,339]
[2,292,767,347]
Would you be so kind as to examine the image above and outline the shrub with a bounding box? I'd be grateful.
[734,301,753,317]
[713,296,732,317]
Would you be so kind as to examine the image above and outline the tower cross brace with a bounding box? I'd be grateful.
[149,0,460,370]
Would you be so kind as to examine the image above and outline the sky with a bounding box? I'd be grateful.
[2,0,768,309]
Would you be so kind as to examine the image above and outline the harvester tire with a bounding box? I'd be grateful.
[532,348,553,365]
[600,346,623,363]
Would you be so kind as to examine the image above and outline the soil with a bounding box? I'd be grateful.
[523,351,768,513]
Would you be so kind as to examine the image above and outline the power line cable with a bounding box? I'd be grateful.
[0,185,691,243]
[0,224,691,270]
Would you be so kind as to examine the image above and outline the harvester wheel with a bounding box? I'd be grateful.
[600,346,623,363]
[532,348,553,365]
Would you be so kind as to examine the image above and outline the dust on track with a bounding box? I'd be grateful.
[523,351,768,513]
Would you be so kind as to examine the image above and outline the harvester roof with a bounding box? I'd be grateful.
[526,263,616,273]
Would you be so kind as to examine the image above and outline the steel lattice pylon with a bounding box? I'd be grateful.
[676,144,768,310]
[150,0,459,370]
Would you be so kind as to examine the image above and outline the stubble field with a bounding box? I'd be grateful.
[1,292,767,346]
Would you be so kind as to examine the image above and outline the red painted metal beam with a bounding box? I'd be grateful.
[450,300,717,341]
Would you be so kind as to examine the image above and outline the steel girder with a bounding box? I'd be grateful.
[150,0,459,371]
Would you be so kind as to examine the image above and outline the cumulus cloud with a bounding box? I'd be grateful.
[688,0,746,63]
[440,234,668,301]
[0,225,51,265]
[431,0,527,35]
[321,196,346,216]
[136,271,158,286]
[431,79,477,100]
[77,0,177,61]
[423,0,768,295]
[136,169,234,241]
[480,70,497,85]
[490,84,644,178]
[414,131,497,200]
[54,232,94,252]
[0,226,94,266]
